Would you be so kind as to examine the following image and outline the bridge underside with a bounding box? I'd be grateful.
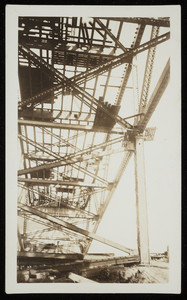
[17,16,170,282]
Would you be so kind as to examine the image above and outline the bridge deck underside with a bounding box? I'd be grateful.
[17,16,170,267]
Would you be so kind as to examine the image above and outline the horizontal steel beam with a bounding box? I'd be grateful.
[20,132,123,163]
[18,44,132,130]
[17,255,140,275]
[18,119,125,134]
[18,133,126,181]
[18,24,144,112]
[19,212,94,219]
[19,206,96,220]
[19,35,113,49]
[24,154,55,162]
[18,177,106,188]
[18,134,109,186]
[18,203,133,254]
[18,183,97,218]
[98,17,170,27]
[18,30,169,113]
[18,159,108,186]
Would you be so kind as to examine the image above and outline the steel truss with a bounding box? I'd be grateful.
[18,16,170,265]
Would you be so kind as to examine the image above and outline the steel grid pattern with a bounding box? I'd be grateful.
[18,16,170,257]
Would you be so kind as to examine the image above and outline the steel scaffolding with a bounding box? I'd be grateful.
[17,16,170,270]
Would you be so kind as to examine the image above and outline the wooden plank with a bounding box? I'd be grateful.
[68,272,98,283]
[17,251,83,260]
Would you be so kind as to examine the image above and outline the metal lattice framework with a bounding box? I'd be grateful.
[17,17,170,259]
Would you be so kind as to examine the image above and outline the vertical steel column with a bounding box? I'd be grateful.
[134,135,150,264]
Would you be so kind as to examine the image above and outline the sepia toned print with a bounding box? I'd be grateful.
[17,15,170,283]
[6,5,181,293]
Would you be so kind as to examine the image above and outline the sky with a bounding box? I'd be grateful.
[89,49,180,255]
[89,77,180,255]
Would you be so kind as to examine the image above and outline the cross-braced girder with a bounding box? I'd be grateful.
[17,16,170,261]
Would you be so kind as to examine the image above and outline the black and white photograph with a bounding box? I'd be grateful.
[6,5,181,294]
